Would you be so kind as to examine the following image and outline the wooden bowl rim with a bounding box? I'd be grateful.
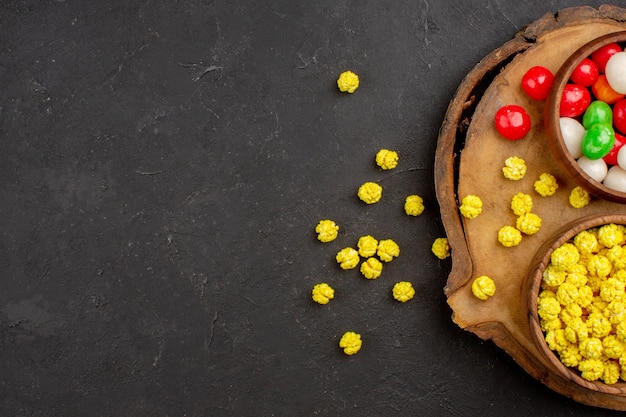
[546,30,626,204]
[527,214,626,394]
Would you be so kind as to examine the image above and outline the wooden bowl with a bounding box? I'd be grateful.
[525,214,626,395]
[545,31,626,204]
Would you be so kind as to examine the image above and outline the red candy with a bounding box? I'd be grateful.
[570,58,599,87]
[521,66,554,100]
[495,104,531,140]
[560,84,591,117]
[603,132,626,166]
[591,42,622,73]
[614,99,626,135]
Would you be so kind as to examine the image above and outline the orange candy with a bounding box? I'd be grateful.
[592,74,626,104]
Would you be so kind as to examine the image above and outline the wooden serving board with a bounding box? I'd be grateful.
[435,5,626,410]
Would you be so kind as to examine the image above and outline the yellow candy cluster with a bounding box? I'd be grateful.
[569,186,591,209]
[336,236,400,279]
[431,237,450,260]
[497,193,542,247]
[404,194,425,216]
[339,331,362,355]
[502,156,527,181]
[459,194,483,219]
[375,149,399,170]
[534,172,559,197]
[357,182,383,204]
[337,70,360,93]
[538,223,626,384]
[315,219,339,242]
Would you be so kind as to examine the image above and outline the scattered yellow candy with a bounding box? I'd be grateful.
[510,192,533,216]
[311,283,335,305]
[337,70,360,93]
[336,247,360,270]
[377,239,400,262]
[357,182,383,204]
[360,257,383,279]
[516,212,542,235]
[471,275,496,300]
[498,225,522,247]
[357,235,378,258]
[315,219,339,242]
[459,194,483,219]
[392,281,415,302]
[339,331,362,355]
[375,149,399,170]
[502,156,527,180]
[534,172,559,197]
[569,186,590,208]
[404,194,425,216]
[431,237,450,259]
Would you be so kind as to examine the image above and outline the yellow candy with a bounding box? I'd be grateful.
[360,257,383,280]
[336,247,360,270]
[392,281,415,302]
[534,172,559,197]
[510,192,533,216]
[498,225,522,247]
[459,194,482,219]
[311,283,335,305]
[357,182,382,204]
[339,331,362,355]
[315,219,339,242]
[471,275,496,300]
[569,186,591,208]
[431,237,450,260]
[377,239,400,262]
[502,156,527,180]
[404,194,425,216]
[357,235,378,258]
[516,212,542,235]
[337,71,360,93]
[375,149,399,170]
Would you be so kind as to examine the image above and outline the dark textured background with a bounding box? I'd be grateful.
[2,1,626,416]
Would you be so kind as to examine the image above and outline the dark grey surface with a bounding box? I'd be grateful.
[1,1,625,416]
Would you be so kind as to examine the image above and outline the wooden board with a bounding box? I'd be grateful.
[435,5,626,410]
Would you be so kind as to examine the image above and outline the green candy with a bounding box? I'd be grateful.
[582,100,613,129]
[581,123,615,160]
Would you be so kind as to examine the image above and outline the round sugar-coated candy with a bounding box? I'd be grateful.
[606,52,626,95]
[582,123,615,160]
[591,42,622,73]
[592,75,625,104]
[521,66,554,100]
[618,145,626,170]
[603,165,626,192]
[570,58,599,87]
[604,132,626,166]
[494,104,531,140]
[578,155,608,182]
[560,117,586,159]
[582,100,613,129]
[614,100,626,135]
[560,84,591,117]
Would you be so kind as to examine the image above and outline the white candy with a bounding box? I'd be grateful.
[618,145,626,170]
[605,52,626,94]
[577,155,608,182]
[559,117,585,159]
[603,165,626,192]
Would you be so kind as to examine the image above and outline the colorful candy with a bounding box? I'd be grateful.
[558,41,626,192]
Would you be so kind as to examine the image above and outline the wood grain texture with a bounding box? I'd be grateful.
[435,4,626,410]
